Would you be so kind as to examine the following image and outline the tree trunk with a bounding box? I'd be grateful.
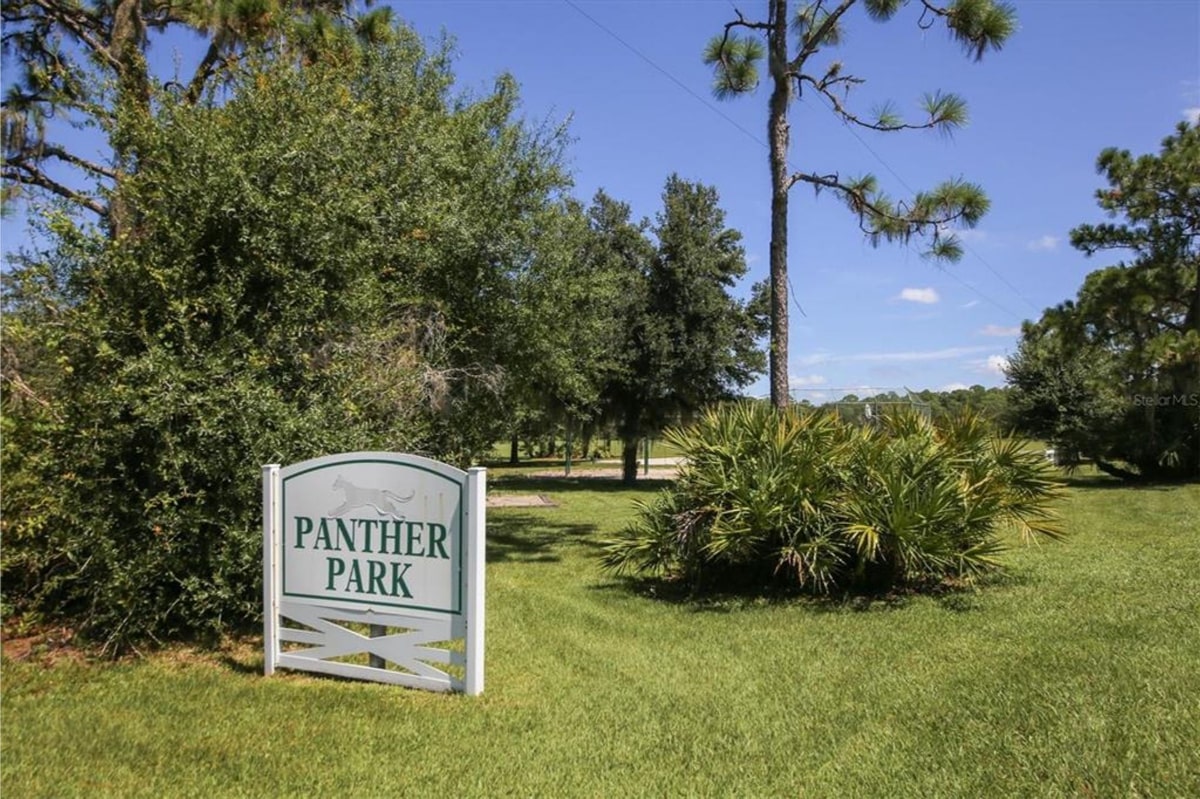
[1191,258,1200,478]
[767,0,792,409]
[621,436,639,484]
[509,433,519,465]
[108,0,152,241]
[1094,459,1143,482]
[580,424,594,462]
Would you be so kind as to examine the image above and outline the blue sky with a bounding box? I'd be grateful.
[4,1,1198,400]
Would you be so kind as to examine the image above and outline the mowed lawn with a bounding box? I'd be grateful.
[3,476,1198,797]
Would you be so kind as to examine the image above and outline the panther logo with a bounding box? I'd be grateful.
[329,475,416,519]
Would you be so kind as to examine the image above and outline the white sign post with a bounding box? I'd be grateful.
[262,452,485,694]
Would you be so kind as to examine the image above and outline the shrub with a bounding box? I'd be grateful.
[0,30,568,651]
[601,402,1064,593]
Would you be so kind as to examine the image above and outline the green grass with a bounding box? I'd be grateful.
[4,474,1199,797]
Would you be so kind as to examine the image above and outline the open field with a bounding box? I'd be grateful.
[3,474,1199,797]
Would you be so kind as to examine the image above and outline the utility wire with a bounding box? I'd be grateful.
[562,0,1036,323]
[562,0,767,150]
[565,0,814,320]
[802,93,1042,315]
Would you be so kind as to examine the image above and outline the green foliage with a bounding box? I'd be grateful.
[910,385,1012,427]
[943,0,1018,61]
[863,0,903,21]
[1006,322,1124,469]
[702,34,764,98]
[602,402,1063,593]
[647,176,768,409]
[793,3,845,48]
[502,197,629,436]
[2,0,377,219]
[590,177,767,481]
[1008,123,1200,480]
[0,27,572,650]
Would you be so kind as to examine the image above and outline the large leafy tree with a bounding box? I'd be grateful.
[704,0,1014,407]
[1007,123,1200,480]
[501,197,629,462]
[0,27,573,648]
[583,190,659,477]
[595,177,767,483]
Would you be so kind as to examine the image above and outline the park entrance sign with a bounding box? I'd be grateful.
[262,452,485,694]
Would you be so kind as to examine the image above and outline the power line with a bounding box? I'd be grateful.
[562,0,768,151]
[802,93,1043,315]
[562,0,1036,323]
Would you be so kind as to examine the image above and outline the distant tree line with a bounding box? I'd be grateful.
[807,386,1012,427]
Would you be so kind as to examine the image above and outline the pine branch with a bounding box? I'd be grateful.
[706,14,769,98]
[918,0,1017,62]
[791,0,856,69]
[34,144,118,180]
[800,76,915,131]
[799,72,968,133]
[724,7,773,33]
[788,169,982,245]
[4,158,107,216]
[1146,313,1189,334]
[142,0,189,31]
[30,0,121,73]
[788,170,895,227]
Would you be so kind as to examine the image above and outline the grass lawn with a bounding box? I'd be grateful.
[3,474,1198,797]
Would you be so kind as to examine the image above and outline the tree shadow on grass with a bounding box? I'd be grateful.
[219,649,263,675]
[593,567,1033,616]
[1057,474,1185,491]
[486,511,600,564]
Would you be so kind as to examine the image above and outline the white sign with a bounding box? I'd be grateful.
[262,452,485,694]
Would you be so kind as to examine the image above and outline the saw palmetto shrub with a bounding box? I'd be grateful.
[601,402,1064,593]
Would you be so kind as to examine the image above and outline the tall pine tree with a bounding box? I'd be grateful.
[704,0,1014,406]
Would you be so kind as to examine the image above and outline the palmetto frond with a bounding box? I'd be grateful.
[602,403,1064,594]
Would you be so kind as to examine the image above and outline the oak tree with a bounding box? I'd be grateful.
[592,177,767,483]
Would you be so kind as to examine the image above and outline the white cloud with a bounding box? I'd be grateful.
[941,382,970,392]
[966,354,1011,376]
[896,287,940,304]
[980,324,1020,337]
[788,374,827,388]
[961,300,980,309]
[1184,107,1200,124]
[796,345,990,367]
[1027,235,1059,252]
